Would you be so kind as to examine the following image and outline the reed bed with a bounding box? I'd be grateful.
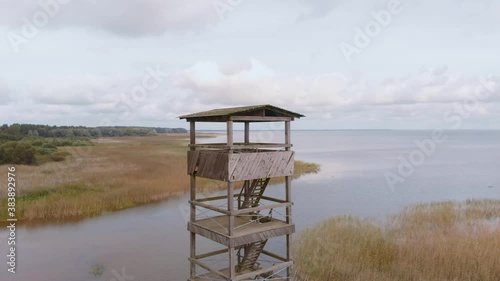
[0,134,319,221]
[294,199,500,281]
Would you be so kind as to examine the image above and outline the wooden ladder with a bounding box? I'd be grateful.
[238,178,271,210]
[237,240,268,272]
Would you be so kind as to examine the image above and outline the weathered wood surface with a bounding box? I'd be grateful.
[188,151,295,181]
[229,151,294,181]
[189,142,292,149]
[189,258,228,280]
[179,104,304,122]
[230,116,292,122]
[191,263,290,281]
[188,216,295,247]
[188,151,229,180]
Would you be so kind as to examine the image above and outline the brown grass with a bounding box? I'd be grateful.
[294,199,500,281]
[0,134,319,221]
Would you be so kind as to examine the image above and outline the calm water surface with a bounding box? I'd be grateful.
[1,130,499,281]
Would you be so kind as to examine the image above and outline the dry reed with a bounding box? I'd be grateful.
[294,199,500,281]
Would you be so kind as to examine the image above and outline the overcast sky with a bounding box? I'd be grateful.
[0,0,499,129]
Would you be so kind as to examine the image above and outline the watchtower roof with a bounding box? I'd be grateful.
[179,104,304,122]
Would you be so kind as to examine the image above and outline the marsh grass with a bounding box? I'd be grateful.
[0,134,319,221]
[294,199,500,281]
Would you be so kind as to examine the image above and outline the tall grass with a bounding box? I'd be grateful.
[0,135,319,221]
[294,199,500,281]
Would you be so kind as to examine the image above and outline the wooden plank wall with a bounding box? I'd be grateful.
[188,151,229,181]
[229,151,294,181]
[188,151,295,181]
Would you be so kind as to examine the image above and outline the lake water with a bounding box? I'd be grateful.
[1,130,499,281]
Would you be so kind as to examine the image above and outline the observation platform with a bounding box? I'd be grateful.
[188,215,295,248]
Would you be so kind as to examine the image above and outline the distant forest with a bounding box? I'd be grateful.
[0,124,187,141]
[0,124,187,165]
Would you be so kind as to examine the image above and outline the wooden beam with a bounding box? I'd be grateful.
[285,120,291,147]
[228,182,234,236]
[189,258,228,280]
[227,120,235,238]
[190,200,230,215]
[229,247,236,279]
[231,202,292,215]
[197,195,228,202]
[287,234,292,261]
[185,116,230,122]
[189,143,292,150]
[190,233,196,279]
[234,261,293,281]
[227,120,233,146]
[244,122,250,144]
[260,196,287,203]
[189,121,196,279]
[285,120,293,279]
[190,121,196,148]
[230,116,292,122]
[195,249,228,260]
[285,177,292,224]
[261,250,288,262]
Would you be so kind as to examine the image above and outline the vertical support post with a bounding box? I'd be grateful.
[227,120,234,147]
[284,120,292,220]
[228,180,234,234]
[229,247,236,279]
[284,120,292,279]
[227,120,234,235]
[189,121,196,279]
[285,120,291,148]
[227,120,236,279]
[244,121,250,144]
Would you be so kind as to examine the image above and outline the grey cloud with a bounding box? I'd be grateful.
[372,68,500,106]
[175,60,500,114]
[28,75,127,105]
[21,71,185,125]
[296,0,343,21]
[219,59,253,76]
[0,0,218,36]
[0,81,13,105]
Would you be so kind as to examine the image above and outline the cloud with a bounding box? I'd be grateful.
[4,55,500,128]
[371,68,500,106]
[16,67,188,126]
[28,74,127,105]
[0,80,13,105]
[0,0,218,36]
[218,59,253,76]
[175,59,500,117]
[295,0,343,21]
[175,58,282,106]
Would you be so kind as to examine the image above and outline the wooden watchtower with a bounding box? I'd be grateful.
[180,105,304,281]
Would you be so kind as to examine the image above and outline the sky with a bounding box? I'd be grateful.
[0,0,499,130]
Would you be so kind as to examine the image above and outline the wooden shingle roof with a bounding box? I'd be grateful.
[179,105,304,122]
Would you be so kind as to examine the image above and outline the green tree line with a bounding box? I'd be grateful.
[0,124,187,165]
[0,124,187,141]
